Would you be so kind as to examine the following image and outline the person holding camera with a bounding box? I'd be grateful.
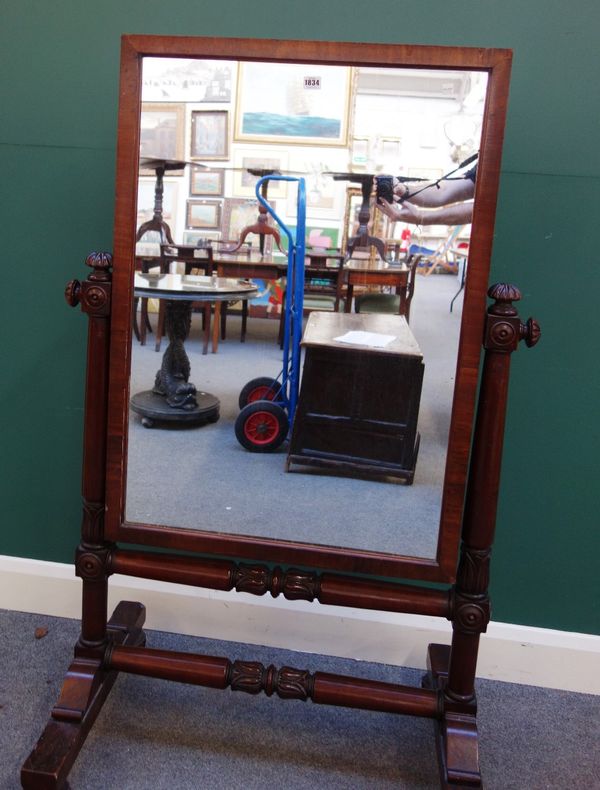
[376,165,476,226]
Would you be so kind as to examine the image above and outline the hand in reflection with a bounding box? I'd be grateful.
[377,196,423,225]
[374,169,476,226]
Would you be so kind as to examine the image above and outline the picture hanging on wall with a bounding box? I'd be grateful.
[186,199,222,229]
[191,110,229,160]
[136,179,178,231]
[279,225,340,252]
[182,231,221,246]
[286,149,348,219]
[221,197,277,255]
[235,62,352,146]
[139,104,185,175]
[190,167,225,196]
[141,58,236,103]
[232,148,289,199]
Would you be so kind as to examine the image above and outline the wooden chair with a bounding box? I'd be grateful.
[213,240,255,344]
[133,241,163,346]
[353,253,422,323]
[277,248,345,347]
[153,244,214,353]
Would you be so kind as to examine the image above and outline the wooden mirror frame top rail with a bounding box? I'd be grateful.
[21,36,541,789]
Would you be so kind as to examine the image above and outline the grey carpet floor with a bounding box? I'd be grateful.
[2,609,598,789]
[126,274,462,560]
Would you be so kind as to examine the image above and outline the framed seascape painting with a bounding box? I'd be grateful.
[234,61,352,146]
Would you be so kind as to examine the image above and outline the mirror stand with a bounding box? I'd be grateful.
[21,254,539,789]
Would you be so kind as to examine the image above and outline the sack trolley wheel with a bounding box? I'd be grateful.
[235,400,289,452]
[238,376,282,409]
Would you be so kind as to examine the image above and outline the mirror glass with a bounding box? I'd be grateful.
[124,52,487,562]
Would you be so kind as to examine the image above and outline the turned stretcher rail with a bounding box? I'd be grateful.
[107,644,441,719]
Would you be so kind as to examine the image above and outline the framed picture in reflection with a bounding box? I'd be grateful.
[186,199,222,229]
[232,148,289,199]
[235,61,352,146]
[190,167,225,196]
[221,197,276,254]
[182,230,221,246]
[141,58,235,103]
[139,103,185,175]
[191,110,229,160]
[136,179,178,232]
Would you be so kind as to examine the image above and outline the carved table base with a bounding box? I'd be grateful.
[130,389,220,428]
[130,299,220,428]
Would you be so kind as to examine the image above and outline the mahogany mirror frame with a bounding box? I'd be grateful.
[105,34,513,584]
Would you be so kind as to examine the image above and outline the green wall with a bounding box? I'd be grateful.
[1,1,598,635]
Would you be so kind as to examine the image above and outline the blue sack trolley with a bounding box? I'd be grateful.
[234,175,306,452]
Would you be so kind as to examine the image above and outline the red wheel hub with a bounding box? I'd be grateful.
[243,410,279,445]
[247,386,276,403]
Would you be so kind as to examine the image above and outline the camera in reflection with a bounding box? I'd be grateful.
[376,175,394,205]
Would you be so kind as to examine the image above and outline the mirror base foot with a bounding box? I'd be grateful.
[21,601,146,789]
[423,643,482,789]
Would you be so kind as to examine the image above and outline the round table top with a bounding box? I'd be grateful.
[134,273,259,301]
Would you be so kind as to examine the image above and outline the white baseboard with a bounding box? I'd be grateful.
[1,555,598,695]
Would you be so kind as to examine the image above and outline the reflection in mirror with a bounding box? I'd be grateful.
[126,56,487,560]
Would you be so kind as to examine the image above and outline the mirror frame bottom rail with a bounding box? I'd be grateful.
[21,253,540,788]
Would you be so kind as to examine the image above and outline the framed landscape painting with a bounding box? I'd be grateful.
[186,199,222,229]
[190,167,225,196]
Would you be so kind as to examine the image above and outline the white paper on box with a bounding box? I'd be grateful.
[333,330,396,348]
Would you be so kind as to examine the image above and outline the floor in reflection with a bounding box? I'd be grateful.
[126,273,463,560]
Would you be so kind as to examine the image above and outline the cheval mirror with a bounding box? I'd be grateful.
[22,35,540,788]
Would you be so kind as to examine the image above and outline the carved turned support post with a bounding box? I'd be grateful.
[430,284,539,787]
[65,252,114,654]
[447,284,540,702]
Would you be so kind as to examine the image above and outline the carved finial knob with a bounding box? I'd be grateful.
[520,317,541,348]
[488,283,522,317]
[488,283,521,303]
[85,251,113,271]
[64,279,81,307]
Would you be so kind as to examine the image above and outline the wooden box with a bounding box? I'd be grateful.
[287,312,424,482]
